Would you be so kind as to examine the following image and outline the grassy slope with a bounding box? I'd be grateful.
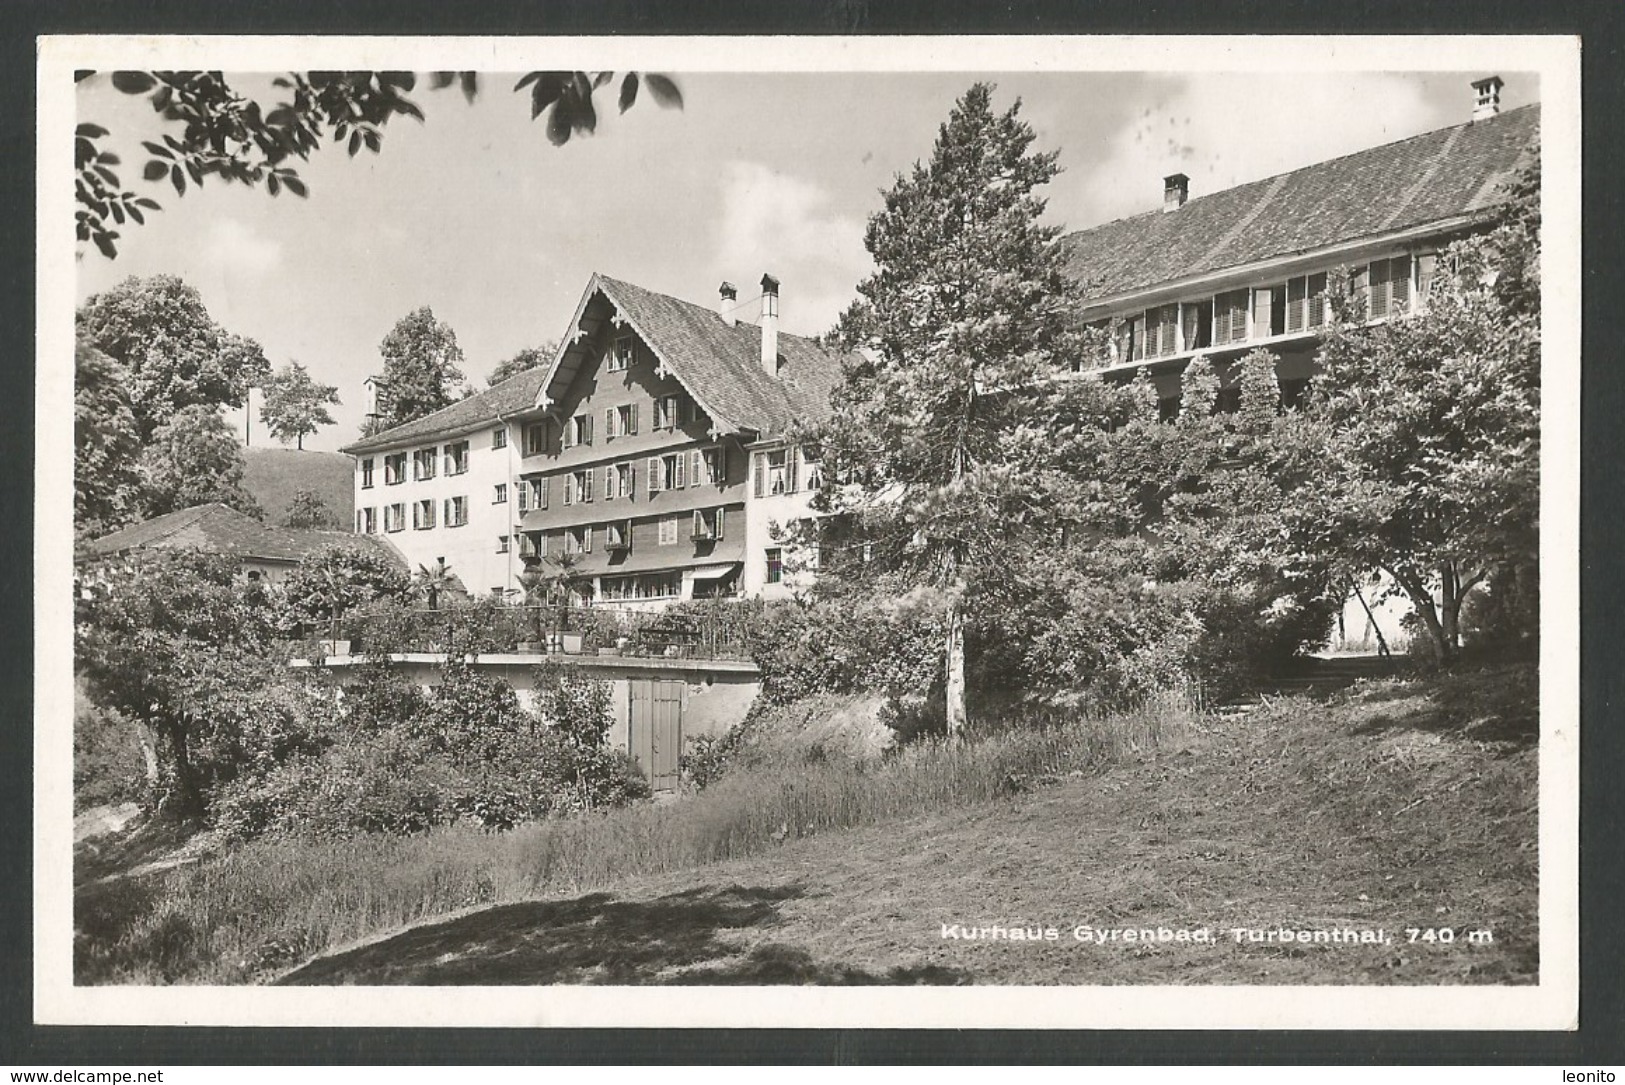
[279,667,1537,986]
[241,447,353,525]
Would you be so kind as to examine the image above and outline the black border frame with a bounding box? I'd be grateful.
[7,0,1622,1066]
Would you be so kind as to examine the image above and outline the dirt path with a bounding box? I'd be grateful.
[280,674,1538,986]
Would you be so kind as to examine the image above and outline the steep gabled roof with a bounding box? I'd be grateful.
[341,368,549,455]
[85,504,406,567]
[537,274,851,436]
[1062,103,1539,305]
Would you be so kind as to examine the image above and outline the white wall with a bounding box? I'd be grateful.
[352,422,524,598]
[742,442,821,599]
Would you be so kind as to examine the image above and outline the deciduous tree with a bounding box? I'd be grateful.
[375,307,466,430]
[486,342,558,388]
[139,404,262,519]
[74,340,143,538]
[259,360,340,449]
[282,488,339,530]
[76,275,270,440]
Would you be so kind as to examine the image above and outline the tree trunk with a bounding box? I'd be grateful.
[1437,562,1461,661]
[945,602,967,739]
[1348,580,1390,658]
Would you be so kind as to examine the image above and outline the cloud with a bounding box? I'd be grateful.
[711,161,870,337]
[1074,74,1449,226]
[201,216,283,275]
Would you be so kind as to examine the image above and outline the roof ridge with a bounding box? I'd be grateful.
[1064,102,1540,243]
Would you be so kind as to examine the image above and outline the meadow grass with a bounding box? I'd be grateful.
[75,690,1197,984]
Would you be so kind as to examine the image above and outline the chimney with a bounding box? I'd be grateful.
[1472,75,1504,121]
[759,273,780,375]
[1163,173,1189,213]
[718,281,738,327]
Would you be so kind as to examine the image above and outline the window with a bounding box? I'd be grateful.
[1144,304,1178,359]
[497,534,511,554]
[525,422,548,455]
[604,402,638,439]
[564,525,592,554]
[493,483,507,505]
[384,453,407,485]
[360,458,375,489]
[608,335,636,372]
[600,571,682,601]
[653,393,689,431]
[444,440,469,476]
[413,498,436,530]
[384,503,405,532]
[605,519,632,550]
[444,496,468,528]
[564,469,593,505]
[358,507,377,534]
[1182,301,1213,351]
[755,448,793,496]
[1367,255,1413,319]
[659,516,679,546]
[1128,312,1147,361]
[801,444,823,491]
[765,547,784,585]
[1285,273,1330,333]
[1416,253,1438,308]
[492,426,507,450]
[564,413,593,448]
[413,448,437,481]
[531,477,548,510]
[692,507,726,541]
[648,452,686,493]
[615,462,636,499]
[1214,290,1250,345]
[699,446,724,486]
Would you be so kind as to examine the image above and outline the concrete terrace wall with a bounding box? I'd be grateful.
[308,652,761,779]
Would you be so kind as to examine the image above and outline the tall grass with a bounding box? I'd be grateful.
[76,691,1196,985]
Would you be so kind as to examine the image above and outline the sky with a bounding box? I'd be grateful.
[73,68,1538,452]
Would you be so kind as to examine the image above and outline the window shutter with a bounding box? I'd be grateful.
[584,526,592,553]
[564,474,574,505]
[583,471,593,502]
[584,413,593,445]
[786,448,799,493]
[605,465,615,500]
[605,407,616,438]
[674,452,686,489]
[754,452,765,498]
[1416,254,1437,308]
[648,456,662,493]
[518,483,529,512]
[1308,273,1328,328]
[1391,255,1412,312]
[692,509,703,539]
[691,449,704,487]
[539,478,548,510]
[715,507,726,540]
[443,498,451,524]
[629,403,639,434]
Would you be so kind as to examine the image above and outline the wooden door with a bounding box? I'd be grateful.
[628,678,684,791]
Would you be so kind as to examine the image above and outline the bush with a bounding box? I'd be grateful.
[73,682,151,812]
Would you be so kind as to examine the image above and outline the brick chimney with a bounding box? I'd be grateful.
[718,281,738,327]
[759,273,780,375]
[1472,75,1504,121]
[1163,173,1189,213]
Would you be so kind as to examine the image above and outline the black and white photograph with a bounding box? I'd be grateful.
[37,34,1580,1031]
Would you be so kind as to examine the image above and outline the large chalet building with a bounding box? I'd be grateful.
[342,273,847,606]
[343,78,1538,640]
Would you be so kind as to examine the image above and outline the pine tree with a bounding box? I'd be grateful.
[822,83,1084,735]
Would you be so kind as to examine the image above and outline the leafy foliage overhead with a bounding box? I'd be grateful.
[76,70,683,257]
[486,342,558,388]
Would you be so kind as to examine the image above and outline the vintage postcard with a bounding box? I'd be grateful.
[37,33,1580,1029]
